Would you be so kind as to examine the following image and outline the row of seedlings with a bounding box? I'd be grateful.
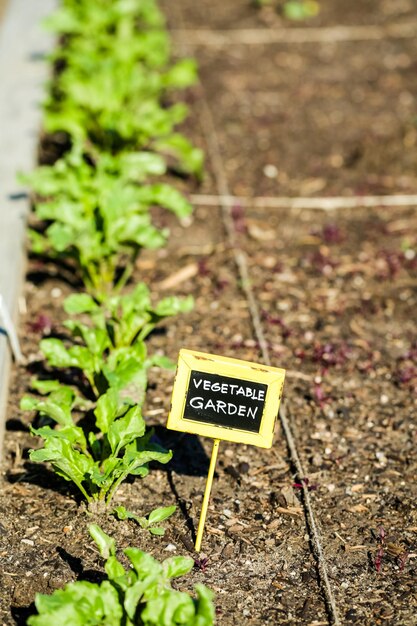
[20,0,215,623]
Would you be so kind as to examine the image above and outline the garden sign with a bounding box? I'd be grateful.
[167,349,286,551]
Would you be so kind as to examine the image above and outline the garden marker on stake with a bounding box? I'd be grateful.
[167,349,285,551]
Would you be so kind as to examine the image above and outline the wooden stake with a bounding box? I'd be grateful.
[195,439,220,552]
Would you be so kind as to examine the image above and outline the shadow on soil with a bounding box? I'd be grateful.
[151,427,210,477]
[10,548,105,625]
[6,461,83,502]
[11,602,36,626]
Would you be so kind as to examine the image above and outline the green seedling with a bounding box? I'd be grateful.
[112,504,177,536]
[31,284,192,400]
[283,0,319,20]
[24,389,171,507]
[255,0,320,20]
[63,283,193,351]
[27,524,215,626]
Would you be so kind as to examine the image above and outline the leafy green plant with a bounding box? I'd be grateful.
[24,388,171,507]
[27,524,215,626]
[63,284,193,351]
[45,58,202,174]
[26,152,194,300]
[41,0,203,176]
[113,504,176,536]
[30,284,192,400]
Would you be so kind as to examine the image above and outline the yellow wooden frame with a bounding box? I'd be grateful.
[167,349,285,449]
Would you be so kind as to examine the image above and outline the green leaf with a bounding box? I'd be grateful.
[105,555,126,582]
[153,134,204,177]
[107,405,145,455]
[30,438,93,500]
[139,183,192,218]
[29,379,62,395]
[124,578,154,620]
[163,59,198,89]
[95,389,119,434]
[149,354,175,370]
[148,505,176,525]
[89,524,116,559]
[154,295,194,318]
[40,338,75,368]
[28,580,123,626]
[119,151,166,181]
[124,549,162,579]
[21,386,76,426]
[64,293,99,314]
[194,584,216,624]
[112,505,137,522]
[140,590,195,625]
[162,556,194,579]
[149,527,165,536]
[283,0,319,20]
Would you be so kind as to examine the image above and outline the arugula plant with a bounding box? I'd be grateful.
[27,524,215,626]
[24,388,171,507]
[33,284,192,400]
[112,504,176,536]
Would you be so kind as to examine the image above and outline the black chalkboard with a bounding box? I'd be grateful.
[183,370,267,433]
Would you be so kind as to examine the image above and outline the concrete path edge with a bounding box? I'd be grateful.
[0,0,56,459]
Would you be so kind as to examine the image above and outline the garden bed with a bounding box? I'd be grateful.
[1,0,417,625]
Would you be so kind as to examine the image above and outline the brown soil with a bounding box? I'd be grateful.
[1,1,417,625]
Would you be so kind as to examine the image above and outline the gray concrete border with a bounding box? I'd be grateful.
[0,0,56,459]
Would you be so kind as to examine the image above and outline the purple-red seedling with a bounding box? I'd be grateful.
[261,310,292,338]
[230,204,246,234]
[29,314,53,335]
[374,526,409,573]
[292,477,318,491]
[194,556,209,572]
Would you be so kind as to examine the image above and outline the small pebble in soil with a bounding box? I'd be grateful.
[263,164,278,178]
[375,451,388,465]
[380,394,389,404]
[165,544,176,551]
[51,287,62,298]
